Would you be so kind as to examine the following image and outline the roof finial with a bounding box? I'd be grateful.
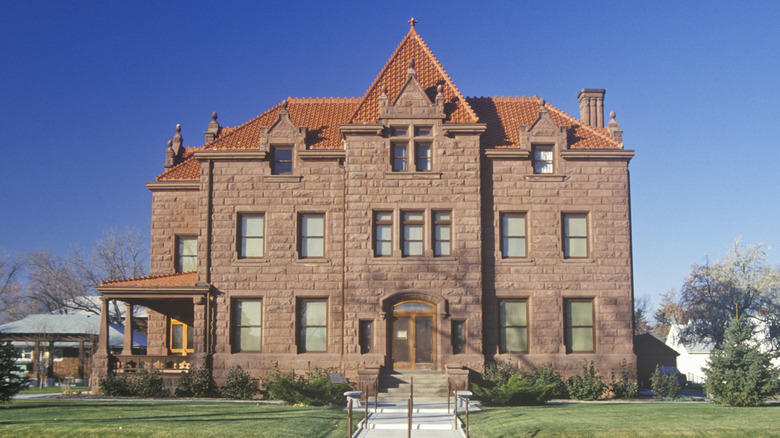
[407,58,417,81]
[282,99,288,109]
[408,17,418,29]
[607,110,623,142]
[211,111,218,121]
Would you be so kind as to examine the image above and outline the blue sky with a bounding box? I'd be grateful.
[1,1,778,310]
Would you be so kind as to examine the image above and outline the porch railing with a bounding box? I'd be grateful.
[110,354,191,373]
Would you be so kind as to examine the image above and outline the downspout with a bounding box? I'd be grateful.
[341,154,347,359]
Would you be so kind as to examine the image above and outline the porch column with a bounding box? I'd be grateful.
[98,297,109,354]
[33,341,40,380]
[122,302,134,356]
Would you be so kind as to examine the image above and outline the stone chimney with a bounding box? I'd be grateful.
[204,112,221,144]
[578,89,605,128]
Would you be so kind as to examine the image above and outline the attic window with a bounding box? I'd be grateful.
[271,146,293,175]
[390,124,433,172]
[533,146,553,174]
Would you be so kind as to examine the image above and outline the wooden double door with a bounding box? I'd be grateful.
[391,301,435,370]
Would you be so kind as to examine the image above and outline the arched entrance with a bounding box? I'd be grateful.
[390,300,436,370]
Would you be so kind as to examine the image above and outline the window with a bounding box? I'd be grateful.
[239,214,264,258]
[433,211,451,256]
[359,320,373,354]
[390,124,433,172]
[233,300,262,352]
[563,214,588,258]
[169,318,194,354]
[533,146,553,174]
[392,143,408,171]
[501,214,526,258]
[452,320,465,354]
[565,300,594,353]
[299,214,324,258]
[176,236,197,272]
[499,300,527,353]
[374,211,392,257]
[402,211,424,256]
[298,299,327,352]
[271,146,293,174]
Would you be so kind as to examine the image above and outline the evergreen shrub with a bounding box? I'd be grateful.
[566,360,607,400]
[470,361,558,406]
[176,367,218,398]
[0,342,26,403]
[610,359,639,399]
[221,367,258,400]
[264,366,351,406]
[132,368,166,397]
[99,373,133,397]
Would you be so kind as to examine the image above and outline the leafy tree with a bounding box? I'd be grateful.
[0,342,26,402]
[653,289,688,340]
[677,240,780,350]
[703,316,780,406]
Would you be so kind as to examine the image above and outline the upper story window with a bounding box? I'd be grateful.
[374,211,393,257]
[533,146,554,174]
[390,125,433,172]
[563,214,588,258]
[176,236,197,272]
[239,214,264,258]
[271,146,293,175]
[433,211,451,256]
[402,211,424,256]
[299,213,325,258]
[501,213,526,258]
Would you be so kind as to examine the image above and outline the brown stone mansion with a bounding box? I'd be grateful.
[92,22,636,391]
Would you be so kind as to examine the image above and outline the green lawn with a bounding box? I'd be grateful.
[18,386,90,395]
[468,402,780,437]
[0,400,349,437]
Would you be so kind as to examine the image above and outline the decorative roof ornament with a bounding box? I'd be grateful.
[607,110,623,142]
[205,112,221,144]
[172,124,183,151]
[379,85,389,109]
[435,84,445,108]
[282,99,288,110]
[408,17,418,29]
[407,58,417,81]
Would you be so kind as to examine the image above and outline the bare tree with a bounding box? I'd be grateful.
[633,295,654,336]
[0,249,29,324]
[24,227,148,323]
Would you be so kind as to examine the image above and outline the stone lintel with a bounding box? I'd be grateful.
[441,123,487,134]
[484,149,531,159]
[340,124,384,135]
[560,149,634,161]
[298,149,346,160]
[194,150,267,161]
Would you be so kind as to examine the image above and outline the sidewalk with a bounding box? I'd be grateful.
[350,400,479,438]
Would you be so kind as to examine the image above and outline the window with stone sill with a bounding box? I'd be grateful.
[499,300,528,353]
[401,211,424,256]
[533,146,554,174]
[374,211,392,257]
[176,236,197,272]
[565,299,594,353]
[238,214,264,258]
[390,124,433,172]
[299,213,325,258]
[563,214,588,258]
[432,211,451,257]
[298,299,327,353]
[271,146,293,175]
[500,213,526,258]
[233,299,262,352]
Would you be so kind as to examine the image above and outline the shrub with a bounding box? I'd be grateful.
[176,367,218,398]
[99,373,132,397]
[523,363,567,399]
[470,360,558,406]
[132,368,166,398]
[566,360,607,400]
[264,366,351,406]
[703,316,780,406]
[0,342,26,403]
[221,367,258,400]
[650,366,681,399]
[610,359,638,399]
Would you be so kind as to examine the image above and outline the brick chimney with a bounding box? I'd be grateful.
[578,89,605,128]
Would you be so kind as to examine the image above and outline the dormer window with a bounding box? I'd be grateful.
[533,146,553,174]
[271,146,293,175]
[390,125,433,172]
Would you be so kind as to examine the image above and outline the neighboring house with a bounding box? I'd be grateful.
[92,22,635,392]
[0,314,146,383]
[666,323,780,384]
[60,296,149,335]
[633,333,679,387]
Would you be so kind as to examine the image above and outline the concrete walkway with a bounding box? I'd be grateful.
[350,400,479,438]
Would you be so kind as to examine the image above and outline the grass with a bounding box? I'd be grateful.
[18,386,90,395]
[0,400,349,437]
[468,402,780,437]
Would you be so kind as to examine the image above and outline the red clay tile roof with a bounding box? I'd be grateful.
[349,26,478,124]
[155,30,620,182]
[467,96,622,149]
[100,271,198,287]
